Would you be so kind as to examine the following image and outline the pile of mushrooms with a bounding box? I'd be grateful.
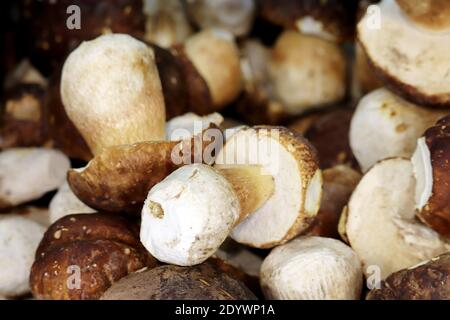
[1,0,450,301]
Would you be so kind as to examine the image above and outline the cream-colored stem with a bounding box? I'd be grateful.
[216,165,274,224]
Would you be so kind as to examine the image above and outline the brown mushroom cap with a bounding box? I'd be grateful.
[413,115,450,237]
[367,253,450,300]
[30,213,158,300]
[101,263,257,300]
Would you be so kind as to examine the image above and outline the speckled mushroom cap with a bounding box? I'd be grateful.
[260,236,363,300]
[215,126,322,248]
[344,158,450,280]
[350,88,449,172]
[412,115,450,236]
[358,0,450,108]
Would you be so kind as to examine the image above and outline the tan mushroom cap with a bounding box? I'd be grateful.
[215,126,322,248]
[396,0,450,31]
[344,158,450,279]
[61,34,166,155]
[358,0,450,108]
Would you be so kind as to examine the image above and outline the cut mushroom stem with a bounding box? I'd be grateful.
[216,165,274,224]
[140,126,321,266]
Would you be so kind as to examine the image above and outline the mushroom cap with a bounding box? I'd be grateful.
[0,215,45,297]
[140,164,240,266]
[61,33,166,155]
[101,262,257,300]
[0,148,70,209]
[345,158,450,279]
[367,252,450,300]
[358,0,450,108]
[215,126,322,248]
[412,115,450,236]
[184,29,243,109]
[269,31,346,115]
[184,0,256,37]
[260,236,363,300]
[350,88,448,172]
[49,181,96,224]
[396,0,450,31]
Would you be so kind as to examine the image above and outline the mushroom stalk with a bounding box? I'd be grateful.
[216,165,274,224]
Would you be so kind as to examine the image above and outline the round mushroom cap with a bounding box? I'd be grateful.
[140,164,240,266]
[184,29,243,109]
[345,158,450,279]
[0,215,46,297]
[0,148,70,209]
[358,0,450,108]
[260,236,363,300]
[215,126,322,248]
[101,262,257,300]
[269,31,346,115]
[396,0,450,31]
[350,88,449,172]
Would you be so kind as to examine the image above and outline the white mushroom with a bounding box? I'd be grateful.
[343,158,450,279]
[61,34,166,155]
[141,126,322,266]
[0,215,46,297]
[350,88,448,172]
[358,0,450,107]
[166,112,224,140]
[260,236,363,300]
[0,148,70,209]
[49,181,96,224]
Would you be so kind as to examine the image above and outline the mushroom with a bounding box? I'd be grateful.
[258,0,358,43]
[49,181,96,224]
[0,148,70,209]
[342,158,450,280]
[143,0,193,48]
[140,126,322,266]
[350,88,449,172]
[12,206,51,227]
[183,29,243,110]
[67,125,222,214]
[61,33,166,155]
[166,112,224,140]
[260,236,363,300]
[412,114,450,237]
[358,0,450,108]
[0,215,46,298]
[183,0,256,37]
[367,252,450,300]
[101,262,257,300]
[30,213,158,300]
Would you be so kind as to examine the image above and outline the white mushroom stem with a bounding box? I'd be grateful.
[216,165,274,224]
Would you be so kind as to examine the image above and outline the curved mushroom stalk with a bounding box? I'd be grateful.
[358,0,450,108]
[342,158,450,280]
[61,34,166,155]
[140,126,322,266]
[260,237,363,300]
[412,115,450,236]
[350,88,449,172]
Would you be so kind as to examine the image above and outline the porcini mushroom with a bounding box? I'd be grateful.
[61,33,166,155]
[140,126,322,266]
[412,114,450,237]
[358,0,450,108]
[350,88,449,172]
[343,158,450,279]
[0,148,70,209]
[260,236,363,300]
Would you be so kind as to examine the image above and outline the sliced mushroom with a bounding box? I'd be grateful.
[358,0,450,108]
[343,158,450,279]
[350,88,448,172]
[412,115,450,237]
